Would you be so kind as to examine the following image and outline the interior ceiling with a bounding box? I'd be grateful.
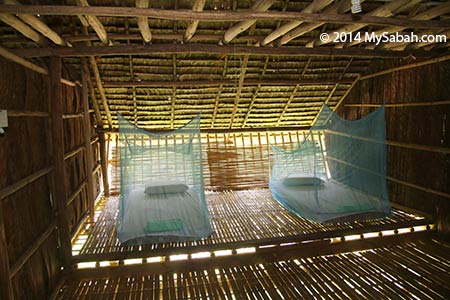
[0,0,449,130]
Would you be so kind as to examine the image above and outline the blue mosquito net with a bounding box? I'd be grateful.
[116,113,212,244]
[270,104,391,223]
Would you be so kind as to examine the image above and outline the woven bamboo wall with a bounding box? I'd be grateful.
[203,131,307,190]
[0,58,101,299]
[341,60,450,235]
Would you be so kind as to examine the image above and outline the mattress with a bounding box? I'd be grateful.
[270,179,390,223]
[116,187,212,244]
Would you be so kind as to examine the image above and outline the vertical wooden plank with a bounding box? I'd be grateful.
[81,68,96,223]
[49,56,72,269]
[99,133,109,196]
[0,202,15,300]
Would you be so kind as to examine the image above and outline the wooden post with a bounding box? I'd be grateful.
[49,56,72,269]
[99,133,109,196]
[0,203,15,300]
[81,68,96,223]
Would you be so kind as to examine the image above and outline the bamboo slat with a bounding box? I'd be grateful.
[57,239,450,299]
[72,189,430,263]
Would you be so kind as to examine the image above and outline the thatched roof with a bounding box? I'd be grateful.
[0,0,449,130]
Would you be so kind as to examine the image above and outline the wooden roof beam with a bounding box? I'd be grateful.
[13,43,439,59]
[259,0,333,46]
[184,0,206,43]
[407,29,450,51]
[277,0,357,46]
[0,14,47,45]
[1,4,449,28]
[170,55,177,129]
[222,0,276,44]
[346,2,450,48]
[136,0,152,43]
[88,56,113,128]
[76,0,109,45]
[4,0,68,46]
[308,0,419,47]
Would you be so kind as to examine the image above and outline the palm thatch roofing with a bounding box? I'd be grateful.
[0,0,449,130]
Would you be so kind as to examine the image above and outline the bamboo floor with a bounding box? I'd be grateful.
[58,238,450,299]
[72,188,431,263]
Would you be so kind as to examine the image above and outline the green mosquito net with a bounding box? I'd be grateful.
[270,104,391,223]
[116,113,212,244]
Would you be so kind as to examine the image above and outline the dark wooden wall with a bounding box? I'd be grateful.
[0,58,101,299]
[341,60,450,235]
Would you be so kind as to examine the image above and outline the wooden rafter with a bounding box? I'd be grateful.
[1,5,449,29]
[308,0,418,48]
[222,0,276,44]
[102,78,354,87]
[407,29,450,50]
[229,55,249,128]
[13,43,438,58]
[81,57,103,127]
[0,14,47,45]
[0,45,74,85]
[346,2,450,48]
[76,0,109,45]
[184,0,205,43]
[383,27,450,51]
[211,56,228,128]
[333,74,361,112]
[276,57,311,126]
[136,0,152,43]
[88,56,112,128]
[242,56,269,128]
[259,0,333,46]
[277,0,356,46]
[4,0,68,46]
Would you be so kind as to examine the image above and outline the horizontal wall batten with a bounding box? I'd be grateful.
[67,179,87,206]
[360,54,450,80]
[92,164,101,174]
[63,112,84,119]
[9,220,57,277]
[64,144,85,161]
[345,100,450,107]
[6,110,49,117]
[325,129,450,154]
[91,136,99,145]
[1,5,449,28]
[0,166,53,201]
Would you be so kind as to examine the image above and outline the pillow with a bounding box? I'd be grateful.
[144,181,189,195]
[282,176,324,187]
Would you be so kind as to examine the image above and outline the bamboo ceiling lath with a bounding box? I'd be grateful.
[0,0,448,130]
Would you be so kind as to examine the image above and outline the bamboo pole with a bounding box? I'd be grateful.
[345,100,450,108]
[63,144,85,161]
[135,0,152,42]
[9,220,57,277]
[184,0,206,42]
[0,167,53,201]
[360,54,450,80]
[80,57,103,127]
[99,133,109,196]
[0,13,47,45]
[49,56,72,269]
[82,69,96,223]
[0,45,75,86]
[0,202,15,300]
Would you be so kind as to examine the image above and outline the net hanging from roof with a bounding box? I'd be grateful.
[117,113,212,245]
[269,104,391,223]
